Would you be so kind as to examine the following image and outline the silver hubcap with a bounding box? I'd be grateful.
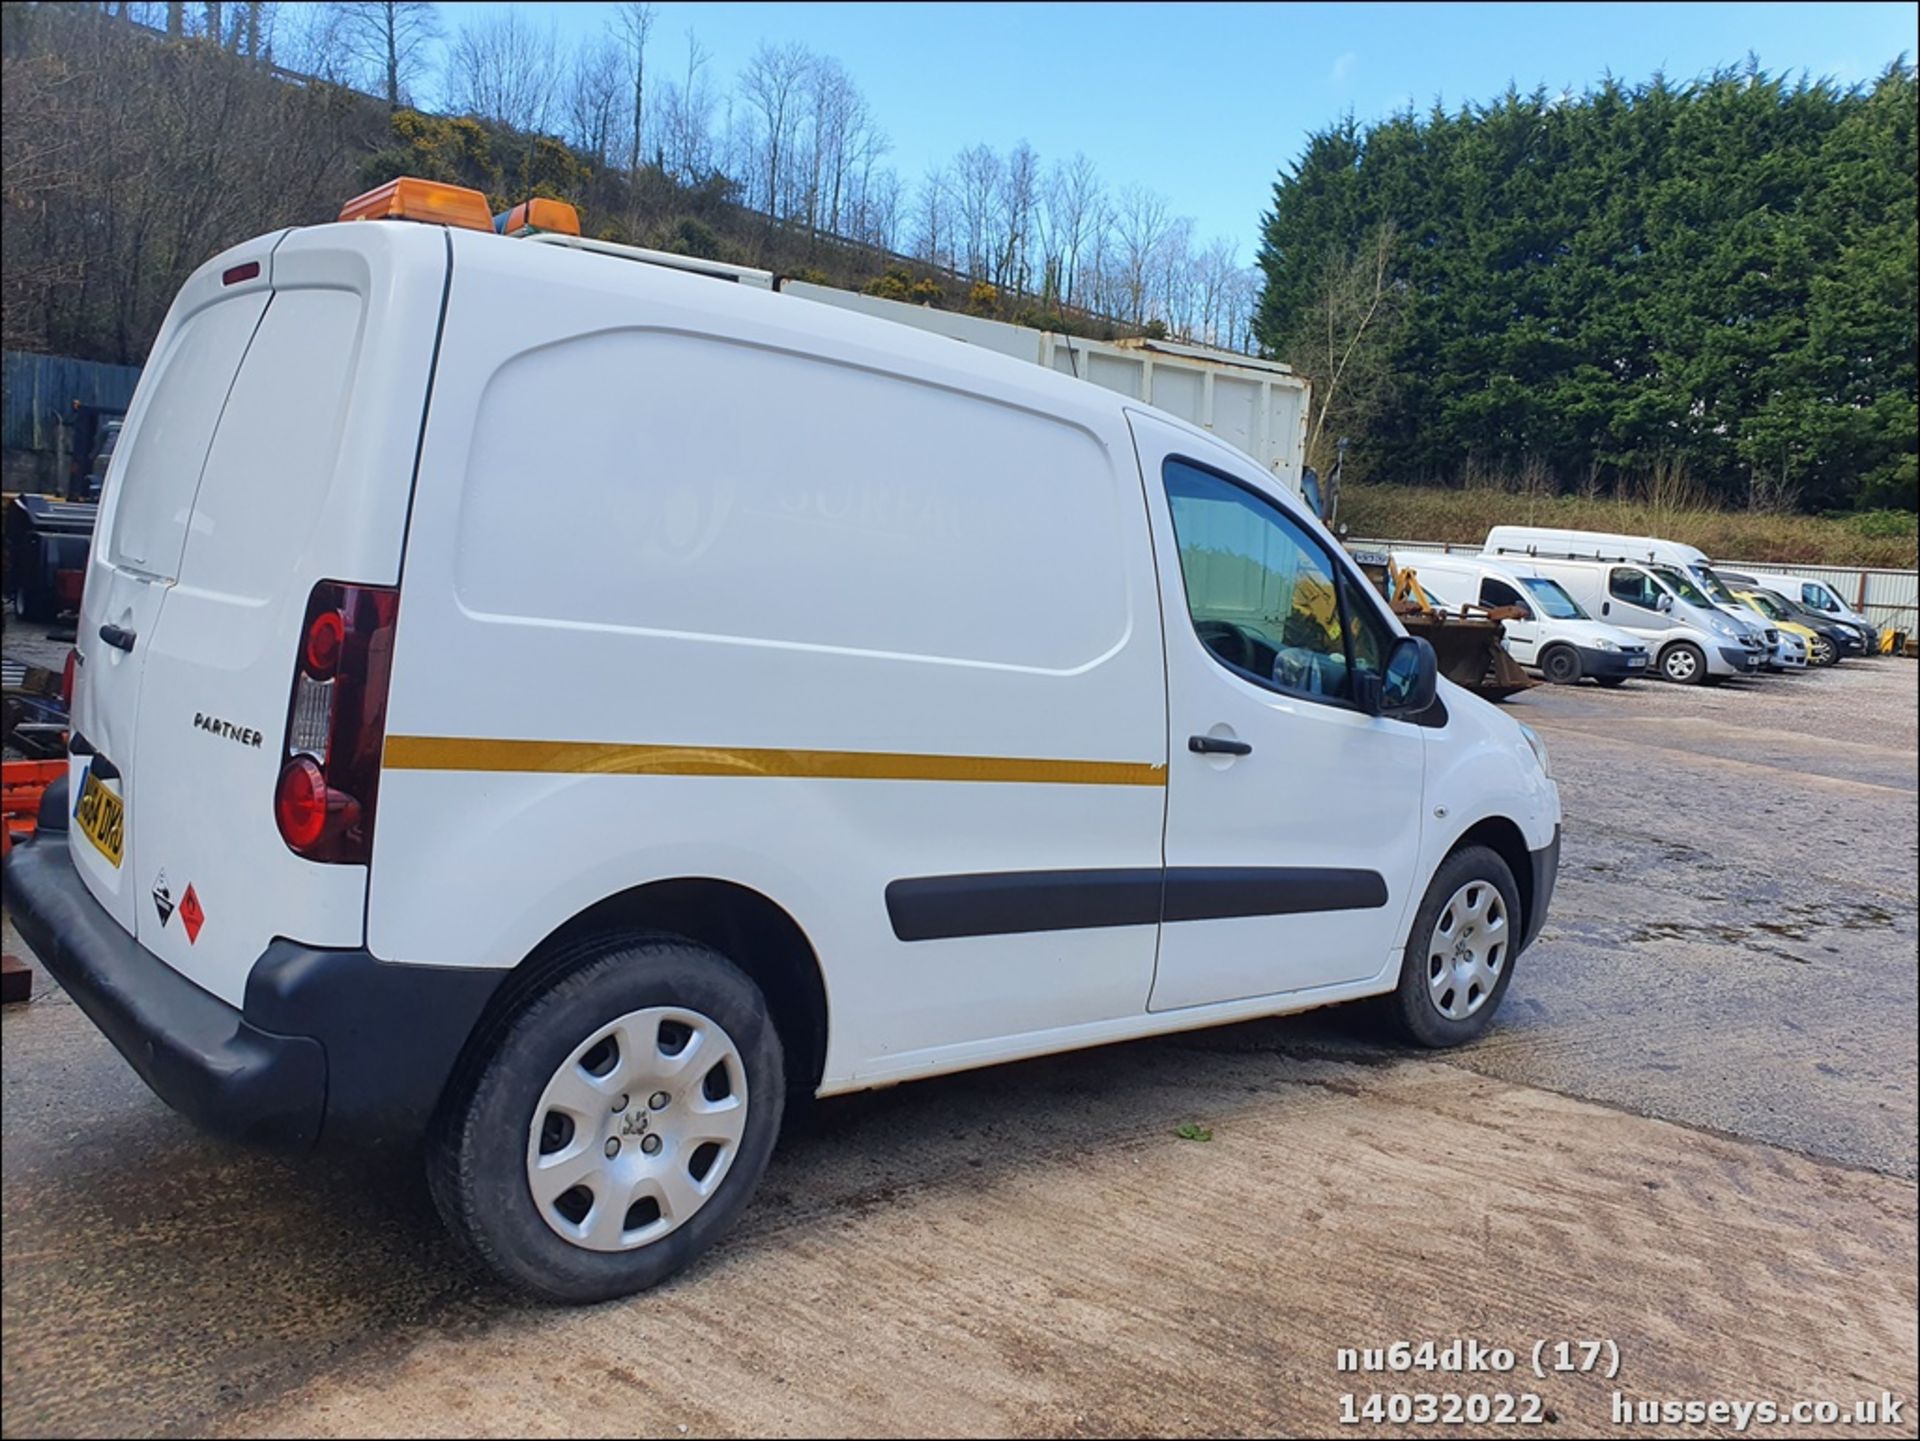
[1426,881,1508,1021]
[526,1006,748,1252]
[1666,648,1696,680]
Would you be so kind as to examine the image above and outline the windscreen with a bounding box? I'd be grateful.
[1651,564,1713,608]
[1520,576,1586,620]
[1692,565,1740,604]
[1742,591,1787,620]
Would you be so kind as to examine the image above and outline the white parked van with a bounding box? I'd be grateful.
[1487,553,1765,683]
[1482,526,1780,661]
[1717,568,1883,654]
[1390,552,1649,685]
[1,180,1561,1303]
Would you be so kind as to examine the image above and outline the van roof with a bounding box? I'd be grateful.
[409,223,1241,462]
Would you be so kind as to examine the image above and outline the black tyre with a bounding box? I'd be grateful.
[428,935,786,1303]
[14,584,54,623]
[1538,645,1582,685]
[1594,675,1629,688]
[1658,641,1708,684]
[1384,845,1522,1048]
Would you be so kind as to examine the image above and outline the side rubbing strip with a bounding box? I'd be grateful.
[383,736,1165,788]
[1162,867,1388,922]
[887,866,1389,941]
[888,870,1164,942]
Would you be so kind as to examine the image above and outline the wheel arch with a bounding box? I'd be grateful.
[443,878,831,1119]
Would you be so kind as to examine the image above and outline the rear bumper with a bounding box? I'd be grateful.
[2,821,503,1151]
[1522,826,1560,953]
[1576,646,1648,680]
[2,829,326,1148]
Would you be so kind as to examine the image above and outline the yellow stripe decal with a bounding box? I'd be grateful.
[382,736,1166,788]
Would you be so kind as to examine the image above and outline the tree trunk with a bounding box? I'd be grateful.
[167,2,184,37]
[385,8,400,108]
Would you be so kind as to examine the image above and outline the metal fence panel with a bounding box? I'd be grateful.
[2,350,144,455]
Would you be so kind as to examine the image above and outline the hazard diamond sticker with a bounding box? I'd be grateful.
[178,884,205,945]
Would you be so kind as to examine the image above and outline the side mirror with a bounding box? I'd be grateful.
[1376,635,1438,717]
[1657,594,1674,613]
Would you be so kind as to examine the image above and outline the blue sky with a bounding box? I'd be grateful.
[431,1,1917,259]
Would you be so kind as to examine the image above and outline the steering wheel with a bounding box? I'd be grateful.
[1195,620,1257,671]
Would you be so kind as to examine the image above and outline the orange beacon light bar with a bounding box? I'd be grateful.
[495,198,582,237]
[338,177,494,231]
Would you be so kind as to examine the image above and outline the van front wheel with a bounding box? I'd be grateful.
[1538,646,1582,684]
[427,936,785,1303]
[1658,642,1707,684]
[1384,845,1521,1048]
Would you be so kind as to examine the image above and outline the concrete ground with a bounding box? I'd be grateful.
[3,649,1915,1438]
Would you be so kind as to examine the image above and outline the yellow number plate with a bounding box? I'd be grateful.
[75,770,125,868]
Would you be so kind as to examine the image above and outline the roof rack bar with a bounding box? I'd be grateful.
[522,233,776,289]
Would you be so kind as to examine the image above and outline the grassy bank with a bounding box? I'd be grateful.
[1339,485,1918,569]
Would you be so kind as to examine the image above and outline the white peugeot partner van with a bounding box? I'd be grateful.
[1389,551,1649,686]
[2,179,1561,1302]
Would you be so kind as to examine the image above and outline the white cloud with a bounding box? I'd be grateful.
[1329,50,1357,86]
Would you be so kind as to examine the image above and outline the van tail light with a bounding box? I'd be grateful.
[275,581,398,863]
[62,648,78,708]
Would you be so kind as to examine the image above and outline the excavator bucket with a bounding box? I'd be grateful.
[1344,547,1537,702]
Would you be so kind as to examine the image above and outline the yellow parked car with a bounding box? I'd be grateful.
[1733,589,1837,666]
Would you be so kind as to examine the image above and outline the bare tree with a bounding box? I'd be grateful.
[567,40,624,167]
[738,41,809,221]
[1275,221,1404,473]
[653,28,713,181]
[1112,183,1172,324]
[912,163,952,269]
[612,1,657,178]
[994,141,1038,291]
[335,1,441,108]
[448,8,560,135]
[952,143,1000,279]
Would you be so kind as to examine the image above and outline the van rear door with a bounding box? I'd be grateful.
[69,238,282,934]
[73,223,450,1005]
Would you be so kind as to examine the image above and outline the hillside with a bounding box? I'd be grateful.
[0,3,1150,371]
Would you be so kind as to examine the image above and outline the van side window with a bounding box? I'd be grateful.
[1609,567,1658,609]
[1163,459,1355,702]
[1802,584,1830,610]
[1481,578,1528,612]
[1340,572,1392,684]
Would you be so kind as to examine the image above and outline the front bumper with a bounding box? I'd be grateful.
[2,812,503,1151]
[1522,826,1560,953]
[1717,646,1765,673]
[1576,646,1649,680]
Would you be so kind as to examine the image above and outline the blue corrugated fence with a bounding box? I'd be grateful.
[2,350,143,455]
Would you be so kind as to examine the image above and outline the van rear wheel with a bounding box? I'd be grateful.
[1384,845,1521,1048]
[1658,642,1707,684]
[427,936,785,1303]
